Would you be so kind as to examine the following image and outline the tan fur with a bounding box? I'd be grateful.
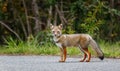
[50,24,104,62]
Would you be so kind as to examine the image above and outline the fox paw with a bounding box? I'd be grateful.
[85,60,90,62]
[59,60,65,62]
[80,60,84,62]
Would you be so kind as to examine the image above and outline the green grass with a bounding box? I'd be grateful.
[0,37,59,55]
[0,37,120,58]
[100,41,120,58]
[0,46,59,55]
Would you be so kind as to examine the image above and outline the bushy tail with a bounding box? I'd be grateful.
[89,37,104,60]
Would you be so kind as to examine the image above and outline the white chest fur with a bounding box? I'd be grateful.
[56,43,62,48]
[53,37,62,48]
[53,35,67,48]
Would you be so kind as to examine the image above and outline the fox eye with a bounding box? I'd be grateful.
[57,31,60,34]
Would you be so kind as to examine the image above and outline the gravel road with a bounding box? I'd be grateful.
[0,56,120,71]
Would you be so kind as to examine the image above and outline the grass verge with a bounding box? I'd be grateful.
[0,38,120,58]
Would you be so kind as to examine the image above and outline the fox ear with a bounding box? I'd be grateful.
[58,24,63,30]
[50,24,54,29]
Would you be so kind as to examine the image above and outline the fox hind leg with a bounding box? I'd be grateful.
[83,48,91,62]
[78,46,87,62]
[80,53,87,62]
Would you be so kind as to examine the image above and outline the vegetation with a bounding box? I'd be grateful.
[0,0,120,42]
[0,0,120,57]
[0,36,120,58]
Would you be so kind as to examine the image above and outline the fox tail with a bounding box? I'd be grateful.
[89,37,104,60]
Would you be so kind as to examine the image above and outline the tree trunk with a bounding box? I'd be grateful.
[18,15,27,39]
[32,0,42,35]
[54,5,57,25]
[109,0,114,42]
[55,4,68,25]
[47,6,52,28]
[22,0,32,36]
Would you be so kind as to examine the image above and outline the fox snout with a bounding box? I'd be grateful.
[54,32,58,37]
[54,33,58,37]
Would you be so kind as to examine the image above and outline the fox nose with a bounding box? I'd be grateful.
[54,34,57,36]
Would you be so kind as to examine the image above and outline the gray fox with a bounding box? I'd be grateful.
[50,24,104,62]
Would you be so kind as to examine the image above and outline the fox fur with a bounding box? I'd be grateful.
[50,24,104,62]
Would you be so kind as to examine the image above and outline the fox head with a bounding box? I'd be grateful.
[50,24,63,37]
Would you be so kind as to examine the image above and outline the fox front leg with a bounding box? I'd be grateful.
[59,48,64,62]
[59,47,67,62]
[63,47,67,62]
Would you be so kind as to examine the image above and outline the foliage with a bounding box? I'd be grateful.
[0,0,120,44]
[80,1,105,36]
[62,23,75,34]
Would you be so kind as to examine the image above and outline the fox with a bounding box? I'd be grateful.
[50,24,104,62]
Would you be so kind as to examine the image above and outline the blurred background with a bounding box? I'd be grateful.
[0,0,120,57]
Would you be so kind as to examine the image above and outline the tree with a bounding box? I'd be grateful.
[0,0,120,43]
